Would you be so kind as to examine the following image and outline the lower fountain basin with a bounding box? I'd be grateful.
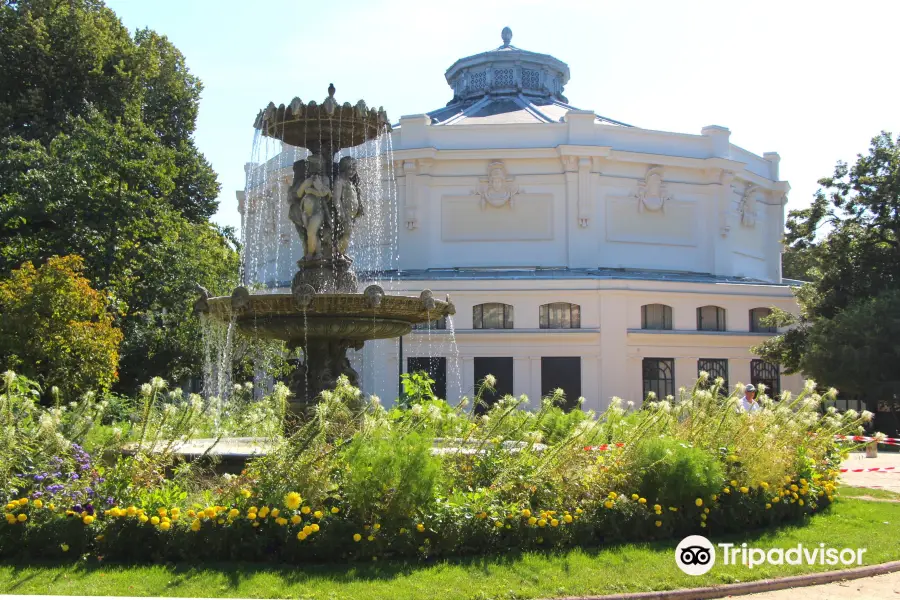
[204,292,452,343]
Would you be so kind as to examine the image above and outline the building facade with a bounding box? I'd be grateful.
[240,28,802,410]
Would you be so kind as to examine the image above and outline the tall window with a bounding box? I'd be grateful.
[541,357,582,410]
[539,303,581,329]
[474,357,513,414]
[407,357,447,401]
[642,358,674,399]
[698,358,729,393]
[641,304,673,330]
[413,316,447,330]
[749,308,776,333]
[697,305,726,331]
[473,303,514,329]
[751,359,781,396]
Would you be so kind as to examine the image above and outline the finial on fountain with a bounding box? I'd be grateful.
[328,83,336,98]
[501,26,512,47]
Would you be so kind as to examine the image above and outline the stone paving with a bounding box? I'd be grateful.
[740,570,900,598]
[839,451,900,494]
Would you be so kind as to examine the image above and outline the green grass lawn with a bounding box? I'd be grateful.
[839,486,900,501]
[1,498,898,600]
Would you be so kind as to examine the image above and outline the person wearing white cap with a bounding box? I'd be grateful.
[741,384,760,412]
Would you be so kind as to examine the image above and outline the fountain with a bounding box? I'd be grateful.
[195,85,455,419]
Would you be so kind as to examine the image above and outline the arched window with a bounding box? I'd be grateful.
[749,308,776,333]
[697,306,726,331]
[641,304,673,330]
[473,303,514,329]
[539,303,581,329]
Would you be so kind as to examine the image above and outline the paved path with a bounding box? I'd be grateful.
[738,570,900,598]
[840,452,900,494]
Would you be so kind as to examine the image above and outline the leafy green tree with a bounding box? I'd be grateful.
[0,0,239,390]
[0,255,123,397]
[755,132,900,431]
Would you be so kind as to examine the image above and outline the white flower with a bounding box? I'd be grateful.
[483,374,497,388]
[140,383,153,397]
[481,415,490,424]
[577,396,586,406]
[233,383,243,394]
[626,400,635,410]
[698,370,710,382]
[658,400,672,413]
[410,404,423,416]
[804,379,818,392]
[112,427,122,438]
[2,371,16,386]
[69,402,78,409]
[39,413,54,431]
[714,377,724,387]
[861,410,874,423]
[150,377,167,391]
[163,404,177,416]
[645,391,657,401]
[168,389,183,401]
[458,397,469,408]
[827,406,838,415]
[370,395,381,406]
[244,382,254,391]
[426,404,442,421]
[845,409,859,421]
[190,395,204,412]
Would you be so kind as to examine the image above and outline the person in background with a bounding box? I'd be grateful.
[741,384,760,412]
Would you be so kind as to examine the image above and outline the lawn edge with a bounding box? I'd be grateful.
[550,559,900,600]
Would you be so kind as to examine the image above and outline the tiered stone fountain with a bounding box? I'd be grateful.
[196,85,454,419]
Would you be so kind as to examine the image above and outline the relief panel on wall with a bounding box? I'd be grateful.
[441,194,554,242]
[605,194,698,247]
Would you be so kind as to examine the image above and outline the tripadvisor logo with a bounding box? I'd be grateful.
[675,536,868,575]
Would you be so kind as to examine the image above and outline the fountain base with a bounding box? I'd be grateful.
[286,337,364,415]
[293,256,358,294]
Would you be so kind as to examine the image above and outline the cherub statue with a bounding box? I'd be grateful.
[332,156,364,256]
[287,156,332,259]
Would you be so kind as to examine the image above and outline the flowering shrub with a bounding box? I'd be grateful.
[0,371,878,563]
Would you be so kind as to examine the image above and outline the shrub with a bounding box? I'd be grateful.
[632,438,724,507]
[0,256,122,398]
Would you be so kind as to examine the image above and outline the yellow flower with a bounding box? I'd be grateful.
[82,515,93,525]
[399,528,407,534]
[653,504,661,512]
[353,533,362,542]
[704,508,710,514]
[314,510,323,519]
[251,521,259,527]
[187,510,196,518]
[416,523,425,532]
[521,508,531,518]
[33,499,43,509]
[564,514,573,523]
[765,503,772,509]
[575,507,583,514]
[270,508,280,518]
[669,507,678,512]
[190,519,201,532]
[695,498,703,507]
[291,515,302,525]
[700,514,707,521]
[311,523,319,532]
[157,508,167,517]
[740,487,749,494]
[127,506,137,516]
[170,507,180,516]
[303,525,312,535]
[494,520,503,528]
[228,508,240,519]
[204,508,216,519]
[712,494,718,501]
[367,535,374,541]
[331,507,340,514]
[4,503,15,511]
[18,498,28,506]
[301,506,311,515]
[603,501,613,509]
[17,514,27,522]
[248,513,257,521]
[60,544,69,552]
[790,484,799,492]
[760,481,769,489]
[297,531,307,541]
[655,521,662,527]
[241,489,252,499]
[700,522,707,528]
[799,499,805,506]
[550,519,559,527]
[276,517,288,526]
[139,515,149,523]
[372,523,380,530]
[150,516,160,525]
[160,521,171,531]
[723,487,731,494]
[285,492,301,510]
[526,516,536,526]
[538,518,547,528]
[259,507,270,518]
[730,480,737,487]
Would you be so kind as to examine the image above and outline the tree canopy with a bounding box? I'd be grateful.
[0,0,239,392]
[756,132,900,430]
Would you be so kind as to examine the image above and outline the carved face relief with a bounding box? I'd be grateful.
[635,166,669,212]
[474,161,520,209]
[740,185,760,227]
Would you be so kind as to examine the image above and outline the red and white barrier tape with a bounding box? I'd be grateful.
[839,466,896,473]
[834,435,900,446]
[583,443,625,452]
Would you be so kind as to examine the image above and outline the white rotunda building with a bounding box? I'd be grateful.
[239,28,802,411]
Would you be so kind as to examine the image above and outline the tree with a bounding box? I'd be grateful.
[0,255,123,397]
[0,0,239,391]
[755,132,900,432]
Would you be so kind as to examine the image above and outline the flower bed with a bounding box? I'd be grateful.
[0,371,875,563]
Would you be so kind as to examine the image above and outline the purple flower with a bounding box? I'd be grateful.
[34,474,45,482]
[73,504,83,513]
[31,492,43,499]
[105,497,115,506]
[84,504,94,516]
[69,473,79,481]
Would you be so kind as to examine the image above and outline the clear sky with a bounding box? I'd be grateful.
[106,0,900,234]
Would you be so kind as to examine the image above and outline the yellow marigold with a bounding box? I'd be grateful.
[712,494,718,501]
[608,492,617,500]
[285,492,301,510]
[204,508,216,519]
[126,506,137,516]
[228,508,239,518]
[700,514,707,521]
[740,487,749,494]
[723,487,731,494]
[669,507,678,512]
[730,480,737,487]
[301,506,311,515]
[4,503,15,511]
[302,525,312,535]
[550,519,559,527]
[251,521,259,527]
[314,510,323,519]
[150,516,160,525]
[564,514,573,523]
[353,533,362,542]
[157,508,167,517]
[638,498,646,504]
[528,516,537,526]
[187,510,196,518]
[311,523,319,532]
[60,544,69,552]
[297,531,307,541]
[700,522,706,528]
[655,521,662,527]
[241,489,252,499]
[291,515,302,525]
[160,521,171,531]
[367,535,374,541]
[800,478,807,485]
[270,508,280,518]
[790,484,799,492]
[248,513,257,521]
[18,498,28,506]
[632,494,639,501]
[82,515,93,525]
[416,523,425,532]
[603,501,614,509]
[538,518,547,528]
[139,515,149,523]
[276,517,288,526]
[521,508,531,518]
[575,507,583,514]
[190,519,201,532]
[170,507,180,515]
[331,507,340,514]
[704,508,710,514]
[653,504,661,512]
[494,520,503,528]
[259,507,270,518]
[17,514,27,522]
[760,481,769,489]
[33,499,43,509]
[765,503,772,509]
[799,499,805,506]
[695,498,703,507]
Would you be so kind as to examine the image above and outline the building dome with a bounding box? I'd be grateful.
[425,28,629,127]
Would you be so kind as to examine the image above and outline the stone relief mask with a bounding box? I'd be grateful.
[635,166,670,212]
[740,184,760,227]
[474,160,520,209]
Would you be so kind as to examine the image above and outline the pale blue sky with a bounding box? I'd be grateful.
[107,0,900,234]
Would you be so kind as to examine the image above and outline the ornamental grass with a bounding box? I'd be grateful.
[0,369,877,562]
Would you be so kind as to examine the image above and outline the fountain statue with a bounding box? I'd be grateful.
[197,85,455,421]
